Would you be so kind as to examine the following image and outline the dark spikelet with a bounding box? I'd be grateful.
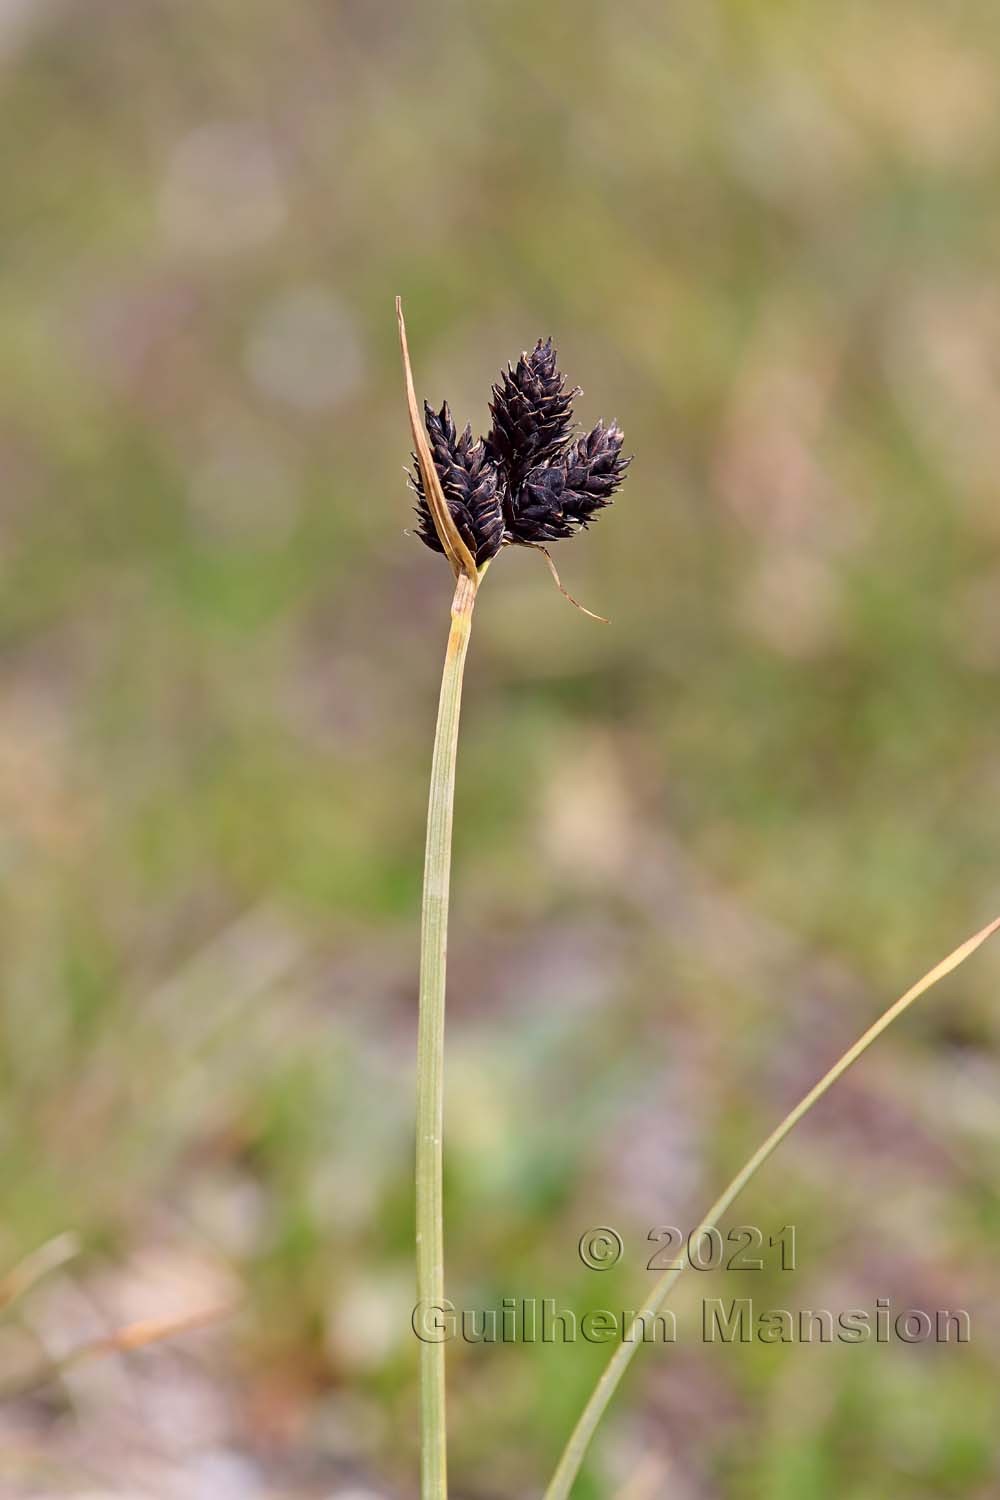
[410,402,504,565]
[509,421,630,543]
[509,465,575,542]
[560,420,630,524]
[487,338,578,499]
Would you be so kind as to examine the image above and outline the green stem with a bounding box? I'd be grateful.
[416,571,477,1500]
[543,913,1000,1500]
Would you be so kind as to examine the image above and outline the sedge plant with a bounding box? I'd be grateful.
[398,298,628,1496]
[397,298,999,1498]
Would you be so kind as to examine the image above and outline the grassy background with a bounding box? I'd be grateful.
[2,1,1000,1495]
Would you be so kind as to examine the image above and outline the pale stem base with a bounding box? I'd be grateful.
[416,572,477,1500]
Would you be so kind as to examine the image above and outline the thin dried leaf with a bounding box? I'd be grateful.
[0,1302,237,1400]
[544,911,1000,1499]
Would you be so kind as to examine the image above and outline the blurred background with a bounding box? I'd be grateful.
[2,1,1000,1496]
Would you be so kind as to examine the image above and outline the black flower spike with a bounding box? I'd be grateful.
[511,421,630,543]
[404,327,628,574]
[410,401,504,565]
[486,338,578,498]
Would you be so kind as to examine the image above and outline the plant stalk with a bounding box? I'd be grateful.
[543,912,1000,1500]
[416,570,477,1499]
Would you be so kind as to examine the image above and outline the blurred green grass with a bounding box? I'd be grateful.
[1,0,1000,1495]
